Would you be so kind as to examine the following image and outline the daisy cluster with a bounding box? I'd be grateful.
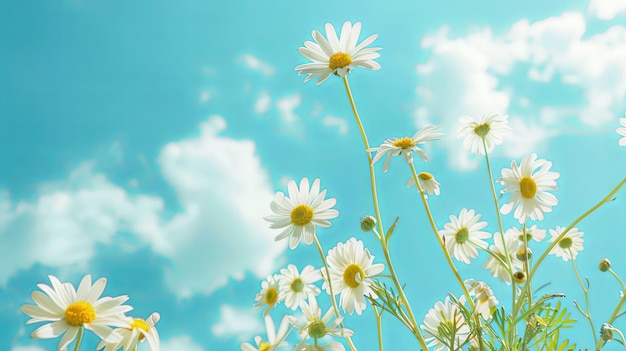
[242,20,626,351]
[20,274,159,351]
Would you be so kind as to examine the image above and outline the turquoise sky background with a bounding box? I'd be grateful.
[3,0,626,350]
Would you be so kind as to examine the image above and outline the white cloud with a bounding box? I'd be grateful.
[322,115,349,135]
[161,335,204,351]
[276,94,301,124]
[238,54,276,76]
[11,346,46,351]
[255,90,271,114]
[502,117,555,158]
[588,0,626,20]
[211,304,263,340]
[199,89,212,103]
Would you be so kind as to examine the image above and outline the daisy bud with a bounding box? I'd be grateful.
[513,271,526,284]
[599,258,611,272]
[601,323,614,341]
[516,248,533,262]
[360,215,377,232]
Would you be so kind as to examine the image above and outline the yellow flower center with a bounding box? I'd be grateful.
[259,342,271,351]
[291,204,313,226]
[64,301,96,326]
[455,227,469,244]
[519,177,537,199]
[343,263,365,289]
[558,237,573,249]
[513,271,526,283]
[265,287,278,305]
[290,278,305,293]
[308,320,327,339]
[328,52,352,70]
[418,172,433,181]
[392,137,414,149]
[474,123,491,138]
[129,318,150,341]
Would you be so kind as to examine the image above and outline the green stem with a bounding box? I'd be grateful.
[595,269,626,350]
[313,235,358,351]
[571,255,598,346]
[374,307,384,351]
[73,327,83,351]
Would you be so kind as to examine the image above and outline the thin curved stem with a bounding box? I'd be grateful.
[73,327,83,351]
[374,307,384,351]
[571,255,598,346]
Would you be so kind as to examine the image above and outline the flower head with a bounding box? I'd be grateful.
[407,172,441,197]
[483,231,522,285]
[265,178,338,249]
[498,153,560,223]
[369,126,443,172]
[508,225,546,244]
[277,264,322,310]
[20,274,132,351]
[549,226,584,261]
[465,279,498,320]
[421,297,470,351]
[97,313,160,351]
[324,237,384,315]
[458,114,511,155]
[254,275,282,316]
[241,315,291,351]
[296,21,381,84]
[291,296,353,349]
[440,209,491,264]
[617,117,626,146]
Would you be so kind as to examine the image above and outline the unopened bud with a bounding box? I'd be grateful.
[601,323,614,341]
[513,271,526,284]
[599,258,611,272]
[516,248,533,262]
[360,216,377,232]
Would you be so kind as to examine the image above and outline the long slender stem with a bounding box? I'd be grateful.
[73,327,83,351]
[571,255,598,345]
[595,269,626,350]
[374,307,384,351]
[313,235,357,351]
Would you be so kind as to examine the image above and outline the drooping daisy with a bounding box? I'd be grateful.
[440,209,491,264]
[296,21,381,84]
[508,225,546,243]
[617,117,626,146]
[277,264,322,310]
[368,126,444,172]
[548,226,585,261]
[406,172,441,197]
[483,232,522,285]
[97,312,160,351]
[265,178,338,250]
[458,114,511,155]
[290,296,353,350]
[241,315,291,351]
[324,237,384,315]
[498,153,560,223]
[20,274,132,351]
[421,296,470,351]
[465,279,499,320]
[254,275,282,316]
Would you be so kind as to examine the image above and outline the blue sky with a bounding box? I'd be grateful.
[3,0,626,350]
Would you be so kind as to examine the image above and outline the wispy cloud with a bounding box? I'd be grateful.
[238,54,276,76]
[322,115,349,135]
[211,304,263,340]
[255,90,271,114]
[276,94,301,124]
[161,335,205,351]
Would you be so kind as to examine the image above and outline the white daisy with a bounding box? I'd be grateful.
[483,231,522,285]
[617,117,626,146]
[498,153,560,223]
[368,126,443,172]
[277,264,322,310]
[296,21,381,84]
[440,209,491,264]
[324,237,384,315]
[20,274,132,351]
[297,341,346,351]
[291,296,353,349]
[465,279,499,320]
[407,172,441,197]
[421,296,470,351]
[458,114,511,155]
[254,275,281,316]
[264,178,338,250]
[549,226,585,261]
[241,315,291,351]
[508,225,546,243]
[97,312,160,351]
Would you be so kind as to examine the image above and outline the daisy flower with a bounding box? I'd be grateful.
[465,279,499,320]
[264,178,338,250]
[254,275,281,316]
[368,126,443,172]
[290,296,353,349]
[440,209,491,264]
[483,231,522,285]
[617,116,626,146]
[508,225,546,243]
[241,315,291,351]
[277,264,322,310]
[421,297,470,351]
[324,237,384,315]
[20,274,132,351]
[296,21,381,84]
[97,312,160,351]
[458,114,511,155]
[498,153,560,223]
[406,172,441,197]
[549,226,585,261]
